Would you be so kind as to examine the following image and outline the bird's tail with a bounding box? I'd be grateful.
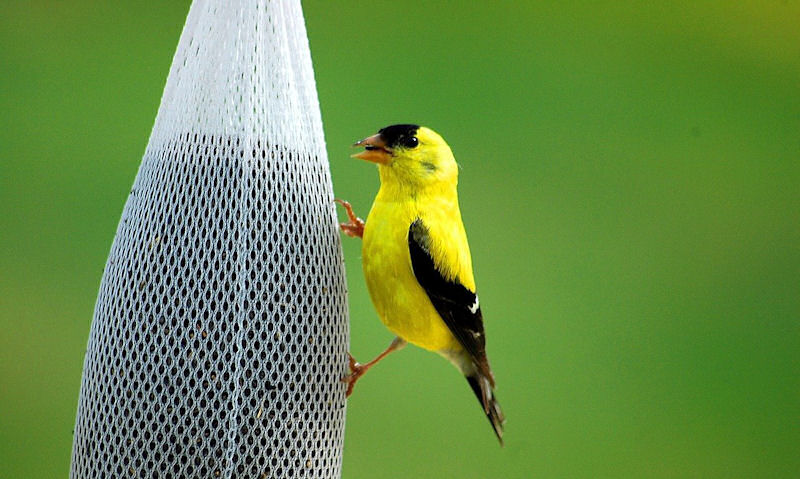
[466,372,505,445]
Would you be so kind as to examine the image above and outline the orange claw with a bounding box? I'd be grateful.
[342,338,406,397]
[343,353,366,397]
[334,199,365,239]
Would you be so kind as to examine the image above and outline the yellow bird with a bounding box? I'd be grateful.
[336,124,505,444]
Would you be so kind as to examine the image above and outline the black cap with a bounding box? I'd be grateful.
[378,124,420,148]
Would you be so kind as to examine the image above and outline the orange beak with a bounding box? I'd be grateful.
[352,133,392,165]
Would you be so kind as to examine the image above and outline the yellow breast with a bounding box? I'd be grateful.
[361,199,463,352]
[362,182,475,351]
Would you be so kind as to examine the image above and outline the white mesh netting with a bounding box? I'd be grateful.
[70,1,349,478]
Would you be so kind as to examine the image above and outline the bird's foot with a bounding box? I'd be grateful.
[343,353,369,397]
[342,338,406,398]
[334,199,365,238]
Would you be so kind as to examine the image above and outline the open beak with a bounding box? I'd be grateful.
[352,133,392,165]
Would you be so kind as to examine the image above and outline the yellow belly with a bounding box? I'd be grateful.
[361,201,461,352]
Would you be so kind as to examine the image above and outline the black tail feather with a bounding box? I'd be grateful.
[467,374,505,445]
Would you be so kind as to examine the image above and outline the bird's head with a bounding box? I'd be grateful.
[352,124,458,189]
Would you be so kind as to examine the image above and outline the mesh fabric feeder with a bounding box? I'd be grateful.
[70,1,349,478]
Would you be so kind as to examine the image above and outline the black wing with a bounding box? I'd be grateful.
[408,219,494,384]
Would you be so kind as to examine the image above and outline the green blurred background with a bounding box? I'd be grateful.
[2,1,799,477]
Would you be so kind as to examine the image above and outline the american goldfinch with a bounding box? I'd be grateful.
[336,124,505,444]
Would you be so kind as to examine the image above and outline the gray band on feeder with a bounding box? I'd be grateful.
[70,1,349,478]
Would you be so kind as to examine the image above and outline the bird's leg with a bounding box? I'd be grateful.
[344,337,407,397]
[334,199,365,239]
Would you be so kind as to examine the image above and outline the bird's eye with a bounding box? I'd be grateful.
[402,136,419,148]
